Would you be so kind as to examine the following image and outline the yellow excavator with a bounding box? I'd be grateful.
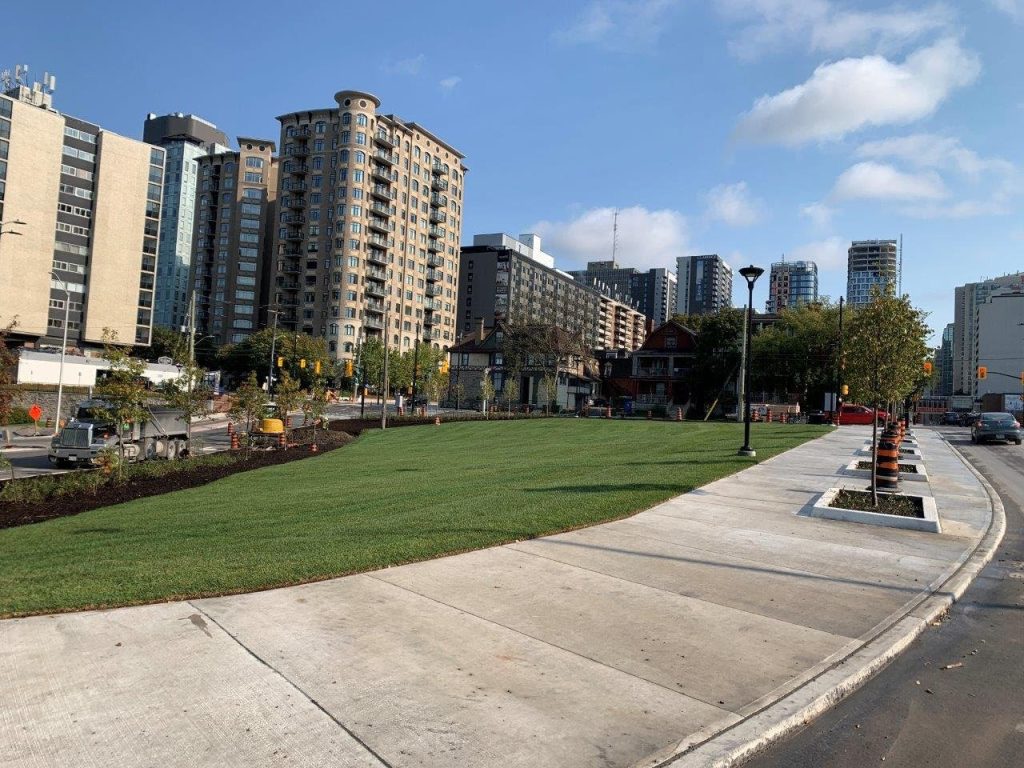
[250,402,287,447]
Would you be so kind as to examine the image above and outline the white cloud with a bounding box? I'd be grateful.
[855,134,1013,180]
[554,0,679,51]
[529,206,689,270]
[703,181,765,226]
[800,202,834,229]
[788,236,847,271]
[439,76,462,92]
[735,38,980,145]
[989,0,1023,21]
[382,54,426,76]
[716,0,954,60]
[830,161,949,201]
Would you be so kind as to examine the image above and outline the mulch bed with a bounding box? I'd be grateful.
[831,489,924,518]
[855,460,919,474]
[0,428,353,530]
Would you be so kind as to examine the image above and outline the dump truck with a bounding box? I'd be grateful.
[48,399,190,468]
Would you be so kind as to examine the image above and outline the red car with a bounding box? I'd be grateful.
[837,404,888,425]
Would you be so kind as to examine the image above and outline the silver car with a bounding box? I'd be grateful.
[970,412,1022,445]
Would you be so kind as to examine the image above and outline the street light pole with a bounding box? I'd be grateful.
[266,309,280,395]
[49,271,70,435]
[737,264,764,457]
[411,322,421,406]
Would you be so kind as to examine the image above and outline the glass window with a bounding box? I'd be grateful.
[244,172,263,183]
[356,114,368,126]
[245,157,264,168]
[355,132,366,145]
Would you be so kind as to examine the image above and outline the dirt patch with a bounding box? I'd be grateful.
[0,429,353,530]
[831,489,924,518]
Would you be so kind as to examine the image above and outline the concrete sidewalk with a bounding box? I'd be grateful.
[0,427,999,768]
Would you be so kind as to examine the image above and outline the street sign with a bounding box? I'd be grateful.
[28,404,42,422]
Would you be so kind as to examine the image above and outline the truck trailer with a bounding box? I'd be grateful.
[48,400,190,468]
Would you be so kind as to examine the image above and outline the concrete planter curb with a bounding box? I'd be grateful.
[808,487,940,533]
[638,435,1006,768]
[857,443,922,461]
[843,458,928,482]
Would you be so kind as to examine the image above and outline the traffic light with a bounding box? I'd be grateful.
[277,356,284,368]
[344,360,354,377]
[978,366,987,380]
[841,384,849,396]
[923,361,933,374]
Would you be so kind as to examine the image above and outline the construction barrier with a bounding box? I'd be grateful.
[606,405,612,419]
[876,429,900,490]
[434,415,441,426]
[230,432,240,450]
[227,422,234,435]
[675,407,683,422]
[278,432,287,449]
[766,410,773,423]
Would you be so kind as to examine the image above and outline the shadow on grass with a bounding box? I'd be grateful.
[526,483,693,494]
[69,527,125,535]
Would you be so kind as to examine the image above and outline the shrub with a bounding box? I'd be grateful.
[5,407,32,425]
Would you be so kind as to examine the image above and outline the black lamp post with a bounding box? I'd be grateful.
[738,264,764,457]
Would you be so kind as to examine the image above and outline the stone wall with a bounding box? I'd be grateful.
[11,387,93,426]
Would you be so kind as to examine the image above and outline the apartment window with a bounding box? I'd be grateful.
[341,130,351,144]
[356,114,368,126]
[63,126,97,144]
[312,175,323,188]
[244,172,263,183]
[350,222,361,233]
[348,256,359,267]
[355,132,366,145]
[353,170,363,182]
[245,157,264,168]
[341,113,352,125]
[354,151,365,164]
[312,157,323,170]
[314,139,324,152]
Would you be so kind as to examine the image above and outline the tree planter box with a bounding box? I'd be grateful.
[844,458,928,482]
[810,487,940,533]
[858,443,922,460]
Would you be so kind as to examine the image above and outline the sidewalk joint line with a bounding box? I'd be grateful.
[363,574,731,712]
[186,601,394,768]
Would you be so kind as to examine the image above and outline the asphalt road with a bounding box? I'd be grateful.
[743,426,1024,768]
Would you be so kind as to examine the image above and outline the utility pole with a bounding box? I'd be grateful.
[381,311,390,430]
[835,296,845,423]
[266,309,280,395]
[411,322,421,405]
[186,291,197,364]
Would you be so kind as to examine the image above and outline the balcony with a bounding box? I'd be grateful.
[373,130,397,148]
[429,210,446,224]
[289,126,312,138]
[286,144,309,157]
[426,268,442,282]
[284,163,308,175]
[282,213,306,225]
[363,316,385,330]
[368,234,394,248]
[370,165,394,183]
[426,284,442,297]
[373,149,397,165]
[285,197,306,209]
[427,239,443,253]
[365,283,386,299]
[425,328,442,340]
[427,253,444,268]
[284,229,303,241]
[430,193,447,208]
[370,201,394,216]
[283,181,307,193]
[281,264,301,274]
[197,238,214,250]
[367,216,394,234]
[422,311,436,326]
[365,250,388,267]
[424,298,443,310]
[370,184,395,201]
[365,299,385,313]
[429,225,446,239]
[430,176,449,192]
[431,162,448,176]
[366,265,387,281]
[279,282,299,292]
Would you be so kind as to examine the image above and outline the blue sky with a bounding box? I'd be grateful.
[6,0,1022,341]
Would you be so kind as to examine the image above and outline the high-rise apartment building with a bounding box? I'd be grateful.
[0,81,164,350]
[270,89,467,362]
[190,138,278,346]
[953,272,1024,397]
[766,260,818,313]
[846,240,897,308]
[460,233,601,347]
[597,294,647,351]
[976,287,1024,400]
[675,254,732,316]
[936,323,954,397]
[143,112,228,332]
[568,260,677,326]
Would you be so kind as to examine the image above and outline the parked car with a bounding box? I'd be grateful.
[970,412,1022,445]
[960,411,980,427]
[941,411,962,425]
[837,404,888,425]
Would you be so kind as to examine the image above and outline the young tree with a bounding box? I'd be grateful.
[503,373,520,414]
[272,370,303,440]
[229,372,269,451]
[480,373,496,419]
[0,322,17,429]
[159,361,211,453]
[844,290,930,505]
[94,330,150,479]
[303,382,329,450]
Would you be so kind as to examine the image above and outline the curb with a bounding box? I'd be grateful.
[634,432,1007,768]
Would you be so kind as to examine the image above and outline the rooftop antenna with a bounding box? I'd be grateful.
[610,208,620,264]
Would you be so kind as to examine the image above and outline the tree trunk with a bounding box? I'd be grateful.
[871,401,879,508]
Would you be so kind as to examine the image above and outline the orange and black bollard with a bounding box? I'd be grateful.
[675,407,683,422]
[434,415,441,426]
[876,433,900,490]
[230,432,240,450]
[278,432,286,449]
[227,421,234,436]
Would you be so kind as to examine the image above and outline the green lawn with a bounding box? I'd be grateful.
[0,420,828,616]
